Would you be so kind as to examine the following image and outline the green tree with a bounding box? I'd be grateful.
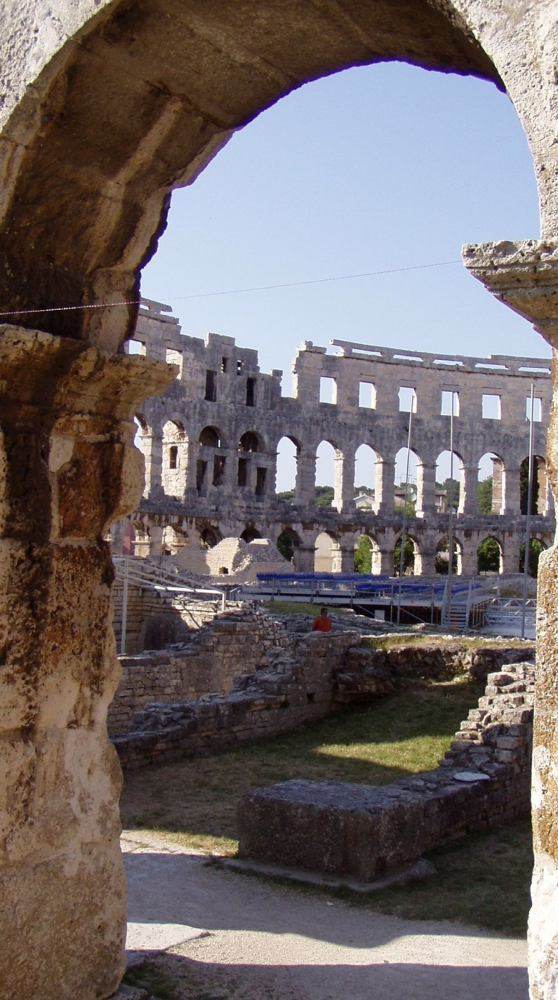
[477,477,493,514]
[354,535,373,574]
[519,538,545,577]
[477,537,501,573]
[315,485,334,508]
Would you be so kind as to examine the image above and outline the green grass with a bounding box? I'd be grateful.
[122,679,480,856]
[263,600,325,616]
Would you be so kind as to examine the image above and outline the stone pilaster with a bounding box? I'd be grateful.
[463,240,558,999]
[416,462,436,516]
[0,325,172,999]
[375,458,395,515]
[461,465,478,515]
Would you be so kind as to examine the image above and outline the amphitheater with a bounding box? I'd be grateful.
[121,298,554,578]
[2,3,558,999]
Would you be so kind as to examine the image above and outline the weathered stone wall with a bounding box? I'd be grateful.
[239,662,535,881]
[109,609,289,734]
[127,299,554,578]
[2,1,558,996]
[113,619,534,766]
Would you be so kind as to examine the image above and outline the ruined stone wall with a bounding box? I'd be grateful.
[127,300,554,578]
[109,609,289,735]
[239,661,535,881]
[113,618,534,767]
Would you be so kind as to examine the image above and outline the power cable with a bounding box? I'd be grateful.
[0,259,461,319]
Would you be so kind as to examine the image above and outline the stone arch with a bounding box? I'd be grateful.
[276,526,301,564]
[239,430,263,453]
[199,426,224,448]
[161,522,188,555]
[435,535,463,575]
[199,525,222,549]
[435,449,465,513]
[241,525,262,543]
[520,537,548,578]
[477,452,506,515]
[2,4,557,996]
[161,419,187,497]
[275,435,300,497]
[315,440,338,507]
[314,531,340,574]
[394,446,420,514]
[520,454,549,515]
[354,443,378,509]
[354,533,382,575]
[394,534,420,576]
[477,535,503,575]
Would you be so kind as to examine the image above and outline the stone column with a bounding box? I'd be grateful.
[418,544,436,577]
[503,465,522,515]
[295,449,316,507]
[149,524,165,557]
[333,449,355,513]
[460,465,478,515]
[502,532,520,575]
[463,241,558,999]
[460,538,478,577]
[294,542,316,573]
[0,325,173,998]
[375,458,395,515]
[416,462,436,516]
[142,426,163,499]
[333,535,356,574]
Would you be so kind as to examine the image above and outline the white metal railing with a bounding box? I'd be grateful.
[113,556,227,654]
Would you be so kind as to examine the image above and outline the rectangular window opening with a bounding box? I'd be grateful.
[126,339,146,356]
[213,455,226,487]
[165,348,183,379]
[236,359,244,374]
[246,377,256,407]
[482,393,501,420]
[169,445,178,470]
[441,390,460,416]
[319,376,337,404]
[255,467,267,497]
[221,356,229,374]
[237,457,248,487]
[205,369,217,402]
[398,387,417,413]
[196,459,207,494]
[358,382,376,409]
[526,396,542,422]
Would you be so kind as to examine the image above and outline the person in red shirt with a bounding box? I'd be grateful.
[312,607,332,633]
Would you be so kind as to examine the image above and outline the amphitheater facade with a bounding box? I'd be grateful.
[125,298,555,578]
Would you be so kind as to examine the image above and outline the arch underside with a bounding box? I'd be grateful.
[0,0,501,349]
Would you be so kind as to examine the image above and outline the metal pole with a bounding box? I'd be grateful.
[120,555,129,655]
[446,392,455,629]
[397,393,415,625]
[521,381,535,638]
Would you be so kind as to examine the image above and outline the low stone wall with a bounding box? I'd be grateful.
[238,662,535,880]
[109,609,289,735]
[113,631,362,767]
[112,610,534,768]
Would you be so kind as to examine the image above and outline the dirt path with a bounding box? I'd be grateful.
[123,831,528,1000]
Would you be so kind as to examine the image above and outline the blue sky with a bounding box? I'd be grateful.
[141,62,547,491]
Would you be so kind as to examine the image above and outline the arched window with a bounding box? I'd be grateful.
[354,444,377,511]
[277,528,301,563]
[354,534,380,574]
[239,431,261,453]
[394,447,419,514]
[478,453,505,515]
[199,426,222,448]
[314,532,339,573]
[394,535,419,576]
[435,536,462,575]
[241,526,261,543]
[520,455,548,515]
[315,441,336,508]
[477,537,503,575]
[435,450,465,513]
[276,436,299,499]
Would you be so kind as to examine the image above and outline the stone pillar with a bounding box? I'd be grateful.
[333,449,355,513]
[502,533,520,575]
[142,427,163,499]
[295,449,316,507]
[417,543,436,578]
[416,462,436,516]
[149,524,164,557]
[0,325,172,998]
[375,458,395,515]
[294,542,316,573]
[334,535,356,574]
[460,465,478,515]
[463,241,558,1000]
[460,538,477,577]
[503,465,522,515]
